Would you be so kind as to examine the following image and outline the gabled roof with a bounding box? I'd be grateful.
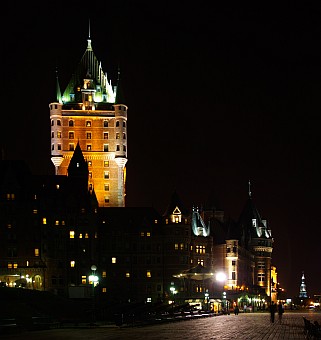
[163,191,189,217]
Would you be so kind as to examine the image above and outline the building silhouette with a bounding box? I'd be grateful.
[0,28,277,311]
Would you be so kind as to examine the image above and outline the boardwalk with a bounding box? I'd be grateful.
[2,311,321,339]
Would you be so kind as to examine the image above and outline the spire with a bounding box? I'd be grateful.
[115,65,126,104]
[87,18,92,51]
[299,271,308,298]
[56,67,62,103]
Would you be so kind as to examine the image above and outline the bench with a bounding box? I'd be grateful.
[303,317,321,339]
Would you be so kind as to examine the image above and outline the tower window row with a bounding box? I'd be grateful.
[63,132,126,140]
[51,119,126,128]
[51,144,126,152]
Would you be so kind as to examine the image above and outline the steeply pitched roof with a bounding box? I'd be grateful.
[60,32,116,105]
[162,190,189,217]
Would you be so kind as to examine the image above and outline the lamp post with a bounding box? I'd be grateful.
[205,289,209,311]
[215,272,226,314]
[170,283,176,312]
[89,265,98,325]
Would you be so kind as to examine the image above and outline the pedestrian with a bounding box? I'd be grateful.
[234,305,239,315]
[269,301,276,323]
[278,302,284,324]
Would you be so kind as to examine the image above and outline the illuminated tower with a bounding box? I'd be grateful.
[49,28,127,207]
[299,271,308,298]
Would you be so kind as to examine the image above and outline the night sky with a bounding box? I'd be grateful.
[2,2,321,298]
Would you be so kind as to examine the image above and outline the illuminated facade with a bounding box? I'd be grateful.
[50,32,127,207]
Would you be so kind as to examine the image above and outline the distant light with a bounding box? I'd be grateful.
[216,272,227,282]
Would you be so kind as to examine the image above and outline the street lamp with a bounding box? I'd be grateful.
[214,271,226,314]
[89,265,99,325]
[205,289,209,311]
[169,283,177,311]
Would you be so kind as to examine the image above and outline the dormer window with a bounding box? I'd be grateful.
[171,206,182,223]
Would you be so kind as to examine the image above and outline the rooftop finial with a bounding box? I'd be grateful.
[87,18,92,50]
[248,179,252,198]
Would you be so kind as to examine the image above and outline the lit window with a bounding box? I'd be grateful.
[33,209,38,214]
[88,161,92,166]
[8,263,13,269]
[42,218,47,225]
[102,288,107,293]
[126,272,130,278]
[104,184,109,191]
[89,172,92,179]
[146,232,151,237]
[82,276,86,284]
[147,271,151,278]
[70,261,75,267]
[180,243,184,250]
[86,132,92,139]
[116,133,120,139]
[79,233,83,239]
[55,220,59,226]
[13,263,18,269]
[104,172,109,179]
[87,145,92,151]
[85,233,89,239]
[104,161,109,167]
[174,243,178,250]
[258,273,265,282]
[6,193,15,200]
[86,121,91,127]
[70,231,75,238]
[69,132,74,139]
[34,248,39,257]
[102,271,107,278]
[56,184,60,189]
[140,232,144,237]
[112,257,116,264]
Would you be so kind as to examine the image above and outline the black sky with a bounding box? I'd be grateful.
[1,2,321,297]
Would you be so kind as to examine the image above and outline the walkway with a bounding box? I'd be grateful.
[2,311,320,339]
